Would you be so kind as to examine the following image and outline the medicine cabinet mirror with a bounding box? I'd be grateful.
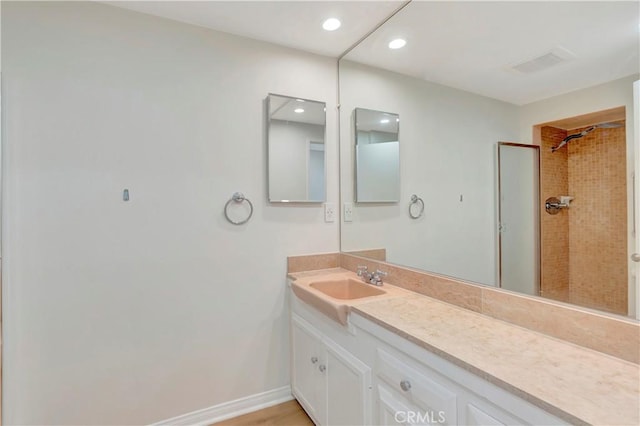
[267,94,326,202]
[354,108,400,203]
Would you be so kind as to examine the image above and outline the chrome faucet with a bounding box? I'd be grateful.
[357,266,388,286]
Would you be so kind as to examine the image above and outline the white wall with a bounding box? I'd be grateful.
[340,61,520,286]
[1,2,338,424]
[269,120,324,201]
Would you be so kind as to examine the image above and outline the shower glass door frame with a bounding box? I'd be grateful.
[633,80,640,318]
[497,142,541,296]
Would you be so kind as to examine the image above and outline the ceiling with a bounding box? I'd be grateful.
[106,0,404,57]
[542,106,626,131]
[270,94,326,125]
[106,1,639,106]
[356,109,400,133]
[344,1,640,105]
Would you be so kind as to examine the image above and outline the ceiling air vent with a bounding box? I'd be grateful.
[511,47,576,74]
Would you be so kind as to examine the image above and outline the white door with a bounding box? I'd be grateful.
[498,143,540,295]
[307,142,325,201]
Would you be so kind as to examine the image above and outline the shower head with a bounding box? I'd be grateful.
[595,122,623,129]
[550,122,623,153]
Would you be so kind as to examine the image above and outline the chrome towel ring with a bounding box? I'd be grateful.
[409,194,424,219]
[224,192,254,225]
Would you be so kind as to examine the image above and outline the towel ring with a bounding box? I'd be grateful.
[224,192,253,225]
[409,194,424,219]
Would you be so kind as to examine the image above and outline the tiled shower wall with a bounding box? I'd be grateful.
[540,127,570,302]
[540,123,627,315]
[567,122,627,314]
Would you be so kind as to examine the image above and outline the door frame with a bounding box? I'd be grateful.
[306,140,325,201]
[633,80,640,318]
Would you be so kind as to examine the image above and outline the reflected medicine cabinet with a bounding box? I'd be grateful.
[267,94,327,203]
[354,108,400,203]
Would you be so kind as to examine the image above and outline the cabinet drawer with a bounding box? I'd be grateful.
[466,403,508,426]
[465,398,558,426]
[378,384,419,426]
[377,348,457,425]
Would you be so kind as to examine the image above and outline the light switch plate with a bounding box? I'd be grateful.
[324,203,336,223]
[344,202,353,222]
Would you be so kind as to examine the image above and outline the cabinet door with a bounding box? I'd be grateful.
[324,338,372,426]
[291,315,323,423]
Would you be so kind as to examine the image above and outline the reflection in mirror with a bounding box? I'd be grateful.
[354,108,400,202]
[267,94,326,202]
[497,143,540,296]
[338,1,639,318]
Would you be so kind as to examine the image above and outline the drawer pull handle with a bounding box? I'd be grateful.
[311,357,318,364]
[319,365,326,373]
[400,380,412,392]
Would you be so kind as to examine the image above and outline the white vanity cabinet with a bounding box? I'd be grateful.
[350,313,566,426]
[289,281,566,426]
[291,314,372,426]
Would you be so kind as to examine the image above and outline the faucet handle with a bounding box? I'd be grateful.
[357,265,368,276]
[370,269,387,286]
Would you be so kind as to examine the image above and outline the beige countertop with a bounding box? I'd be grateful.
[289,268,640,426]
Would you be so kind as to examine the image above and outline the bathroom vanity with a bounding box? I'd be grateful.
[288,268,639,426]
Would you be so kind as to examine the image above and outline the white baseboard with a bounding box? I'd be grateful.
[152,386,293,426]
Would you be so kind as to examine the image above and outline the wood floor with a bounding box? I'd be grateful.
[215,400,314,426]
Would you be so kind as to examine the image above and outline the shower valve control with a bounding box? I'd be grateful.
[559,196,574,205]
[545,196,573,215]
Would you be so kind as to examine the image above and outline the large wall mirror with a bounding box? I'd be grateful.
[338,1,640,319]
[268,94,326,202]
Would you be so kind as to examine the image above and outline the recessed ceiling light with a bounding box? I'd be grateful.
[296,99,305,102]
[294,108,305,113]
[322,18,341,31]
[380,119,390,124]
[388,38,407,49]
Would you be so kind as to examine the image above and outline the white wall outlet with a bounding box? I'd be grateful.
[324,203,336,223]
[344,202,353,222]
